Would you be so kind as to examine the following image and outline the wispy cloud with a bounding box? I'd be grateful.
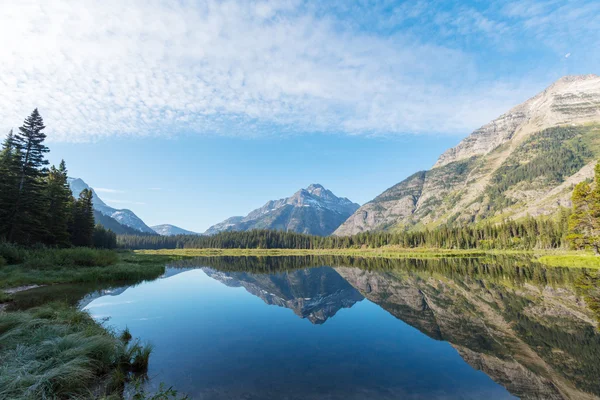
[104,199,146,206]
[95,188,125,194]
[0,0,597,141]
[148,188,162,191]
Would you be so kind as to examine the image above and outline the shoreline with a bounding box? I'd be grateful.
[135,248,600,269]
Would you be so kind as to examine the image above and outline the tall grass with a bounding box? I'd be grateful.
[0,302,155,399]
[0,242,118,268]
[0,247,169,289]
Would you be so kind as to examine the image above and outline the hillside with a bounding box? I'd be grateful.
[335,74,600,235]
[205,184,359,236]
[151,224,199,236]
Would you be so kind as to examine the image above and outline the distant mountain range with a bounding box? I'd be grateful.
[335,74,600,235]
[204,184,359,236]
[151,224,199,236]
[68,178,156,235]
[70,75,600,238]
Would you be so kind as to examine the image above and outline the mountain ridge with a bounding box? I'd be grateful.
[335,74,600,235]
[151,224,199,236]
[68,178,156,234]
[205,184,359,236]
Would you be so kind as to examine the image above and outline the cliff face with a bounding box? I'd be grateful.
[334,266,600,400]
[335,74,600,234]
[205,184,359,236]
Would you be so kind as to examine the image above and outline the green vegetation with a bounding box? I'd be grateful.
[485,125,598,213]
[0,302,154,399]
[0,109,117,249]
[0,247,170,290]
[120,214,569,251]
[537,253,600,269]
[567,163,600,253]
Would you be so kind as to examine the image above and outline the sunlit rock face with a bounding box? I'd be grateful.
[203,266,363,324]
[336,74,600,235]
[204,184,359,236]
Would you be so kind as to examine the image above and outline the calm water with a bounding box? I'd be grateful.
[20,256,600,399]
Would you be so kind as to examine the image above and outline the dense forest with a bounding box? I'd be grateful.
[118,211,570,250]
[0,110,116,249]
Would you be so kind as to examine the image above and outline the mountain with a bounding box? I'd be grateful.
[335,74,600,235]
[68,178,155,234]
[151,224,199,236]
[203,266,363,324]
[93,211,148,235]
[204,184,360,236]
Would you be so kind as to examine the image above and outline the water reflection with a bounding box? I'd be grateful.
[18,255,600,400]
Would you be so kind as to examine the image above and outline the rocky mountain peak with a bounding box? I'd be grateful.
[434,74,600,168]
[204,184,360,236]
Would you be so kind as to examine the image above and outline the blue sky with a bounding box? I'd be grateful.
[2,0,599,232]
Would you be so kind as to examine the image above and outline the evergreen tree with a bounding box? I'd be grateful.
[6,109,50,243]
[71,189,95,247]
[45,160,74,247]
[0,131,22,239]
[567,163,600,253]
[93,224,117,249]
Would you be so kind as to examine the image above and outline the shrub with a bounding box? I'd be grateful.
[0,242,26,264]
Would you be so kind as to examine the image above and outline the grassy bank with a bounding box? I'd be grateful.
[0,302,155,399]
[537,252,600,269]
[0,245,174,290]
[136,247,525,259]
[0,246,186,399]
[136,247,600,269]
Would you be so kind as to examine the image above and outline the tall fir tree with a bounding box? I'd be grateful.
[45,160,74,247]
[6,109,50,244]
[0,130,23,239]
[71,189,95,247]
[567,163,600,253]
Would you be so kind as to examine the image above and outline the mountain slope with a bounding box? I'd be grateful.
[205,184,359,236]
[151,224,199,236]
[335,74,600,235]
[68,178,155,234]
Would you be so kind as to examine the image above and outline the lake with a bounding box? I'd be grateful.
[20,256,600,399]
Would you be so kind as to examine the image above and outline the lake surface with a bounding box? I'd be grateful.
[26,256,600,399]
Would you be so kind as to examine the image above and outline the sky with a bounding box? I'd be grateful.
[1,0,599,232]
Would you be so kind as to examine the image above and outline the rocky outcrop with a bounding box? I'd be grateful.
[205,184,359,236]
[334,171,425,235]
[337,74,600,235]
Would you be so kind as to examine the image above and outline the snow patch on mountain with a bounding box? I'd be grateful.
[68,177,155,234]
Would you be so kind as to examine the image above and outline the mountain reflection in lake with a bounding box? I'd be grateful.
[79,256,600,400]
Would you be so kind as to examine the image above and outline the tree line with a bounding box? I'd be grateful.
[121,162,600,252]
[118,212,571,250]
[0,110,116,249]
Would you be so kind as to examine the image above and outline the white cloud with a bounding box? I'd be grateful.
[565,53,571,58]
[0,0,596,141]
[95,188,125,194]
[104,198,146,206]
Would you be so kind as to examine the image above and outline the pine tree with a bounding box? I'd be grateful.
[567,164,600,253]
[6,109,50,243]
[45,160,74,247]
[71,189,95,246]
[0,130,22,239]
